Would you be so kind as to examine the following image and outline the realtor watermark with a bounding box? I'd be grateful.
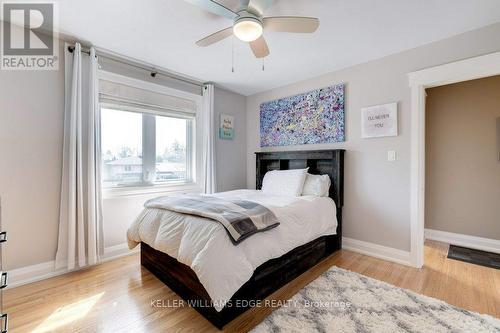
[1,1,59,70]
[150,299,352,310]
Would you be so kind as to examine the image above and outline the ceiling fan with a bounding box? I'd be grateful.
[187,0,319,58]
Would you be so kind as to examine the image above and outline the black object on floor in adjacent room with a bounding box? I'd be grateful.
[447,245,500,270]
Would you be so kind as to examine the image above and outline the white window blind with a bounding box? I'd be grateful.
[99,79,197,118]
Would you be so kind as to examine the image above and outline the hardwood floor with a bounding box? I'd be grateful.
[5,240,500,332]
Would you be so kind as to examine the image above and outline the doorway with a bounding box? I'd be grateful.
[408,51,500,268]
[424,76,500,267]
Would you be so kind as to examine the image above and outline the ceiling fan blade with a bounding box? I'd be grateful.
[263,16,319,33]
[184,0,238,19]
[249,35,270,58]
[247,0,274,15]
[196,27,233,47]
[239,0,251,9]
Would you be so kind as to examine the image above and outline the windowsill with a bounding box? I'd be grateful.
[102,181,202,199]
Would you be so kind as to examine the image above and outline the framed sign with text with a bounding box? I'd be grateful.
[361,102,398,138]
[219,114,234,140]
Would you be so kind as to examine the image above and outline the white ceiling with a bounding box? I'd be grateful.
[58,0,500,95]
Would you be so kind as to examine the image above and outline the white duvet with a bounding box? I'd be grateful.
[127,189,337,311]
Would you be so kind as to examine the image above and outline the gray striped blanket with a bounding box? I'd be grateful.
[145,195,280,244]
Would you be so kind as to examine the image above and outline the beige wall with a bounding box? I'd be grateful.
[215,88,247,192]
[0,44,65,270]
[425,76,500,240]
[246,22,500,252]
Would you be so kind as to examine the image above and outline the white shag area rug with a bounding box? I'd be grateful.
[251,266,500,333]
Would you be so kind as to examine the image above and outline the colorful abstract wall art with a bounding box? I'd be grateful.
[260,84,345,147]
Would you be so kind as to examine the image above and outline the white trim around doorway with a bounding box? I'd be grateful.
[407,51,500,268]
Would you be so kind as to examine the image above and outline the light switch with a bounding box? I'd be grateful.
[388,150,396,162]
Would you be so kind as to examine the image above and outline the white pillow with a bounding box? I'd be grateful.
[302,173,331,197]
[262,168,308,197]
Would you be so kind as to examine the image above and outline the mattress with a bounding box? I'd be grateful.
[127,189,338,311]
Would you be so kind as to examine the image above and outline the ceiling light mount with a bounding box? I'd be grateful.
[233,11,263,42]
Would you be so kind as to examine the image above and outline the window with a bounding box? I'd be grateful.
[101,106,194,188]
[98,71,201,193]
[155,115,189,183]
[101,108,143,187]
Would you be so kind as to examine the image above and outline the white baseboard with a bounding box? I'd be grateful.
[8,238,417,288]
[343,237,412,267]
[8,243,139,289]
[102,243,139,262]
[8,261,65,289]
[425,229,500,254]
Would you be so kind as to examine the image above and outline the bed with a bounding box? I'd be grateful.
[130,149,344,329]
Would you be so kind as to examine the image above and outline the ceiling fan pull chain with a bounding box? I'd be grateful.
[231,37,235,73]
[262,58,265,71]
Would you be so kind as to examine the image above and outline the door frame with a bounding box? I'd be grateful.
[408,51,500,268]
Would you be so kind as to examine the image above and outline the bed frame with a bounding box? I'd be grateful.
[141,149,344,329]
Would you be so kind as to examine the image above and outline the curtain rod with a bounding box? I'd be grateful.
[67,45,205,89]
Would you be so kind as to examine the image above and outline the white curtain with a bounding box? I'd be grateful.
[202,84,216,194]
[55,43,103,270]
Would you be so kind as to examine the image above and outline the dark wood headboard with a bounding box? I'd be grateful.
[255,149,345,208]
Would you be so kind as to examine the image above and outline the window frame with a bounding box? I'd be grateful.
[98,71,203,198]
[100,103,194,187]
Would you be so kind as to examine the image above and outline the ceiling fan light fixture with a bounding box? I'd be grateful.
[233,17,263,42]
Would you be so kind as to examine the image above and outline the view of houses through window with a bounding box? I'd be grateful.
[101,107,191,188]
[155,114,189,183]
